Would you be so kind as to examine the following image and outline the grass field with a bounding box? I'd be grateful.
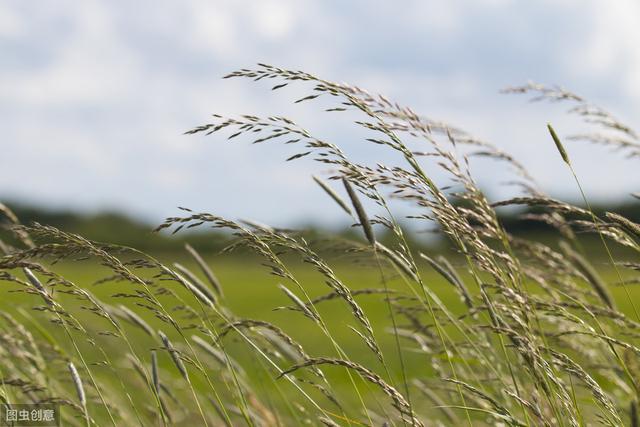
[2,64,640,426]
[1,255,462,406]
[1,252,638,426]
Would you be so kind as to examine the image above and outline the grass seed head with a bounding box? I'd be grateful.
[342,178,375,245]
[67,362,86,407]
[547,123,571,165]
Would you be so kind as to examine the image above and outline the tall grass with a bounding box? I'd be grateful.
[1,65,640,426]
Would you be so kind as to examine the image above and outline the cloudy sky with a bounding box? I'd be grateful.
[2,0,639,227]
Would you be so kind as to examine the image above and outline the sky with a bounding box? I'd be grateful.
[2,0,639,228]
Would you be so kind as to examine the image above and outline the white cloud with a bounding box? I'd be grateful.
[1,0,639,225]
[250,0,296,40]
[185,1,237,56]
[0,3,25,39]
[579,0,640,97]
[1,2,140,107]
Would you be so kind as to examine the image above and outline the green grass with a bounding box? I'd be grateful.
[2,64,640,426]
[1,255,636,423]
[0,256,460,402]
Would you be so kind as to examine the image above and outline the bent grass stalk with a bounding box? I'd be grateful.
[548,125,640,404]
[548,123,639,321]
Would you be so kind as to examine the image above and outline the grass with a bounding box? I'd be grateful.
[0,257,467,420]
[1,64,640,426]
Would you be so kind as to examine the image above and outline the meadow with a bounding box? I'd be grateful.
[1,64,640,426]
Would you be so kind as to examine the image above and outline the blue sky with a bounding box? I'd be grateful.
[2,1,639,227]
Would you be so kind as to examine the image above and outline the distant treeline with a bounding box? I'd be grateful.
[1,200,639,254]
[0,202,232,253]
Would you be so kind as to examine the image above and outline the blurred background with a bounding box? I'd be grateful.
[2,0,639,239]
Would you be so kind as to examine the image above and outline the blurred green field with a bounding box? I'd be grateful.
[0,254,464,420]
[1,252,637,424]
